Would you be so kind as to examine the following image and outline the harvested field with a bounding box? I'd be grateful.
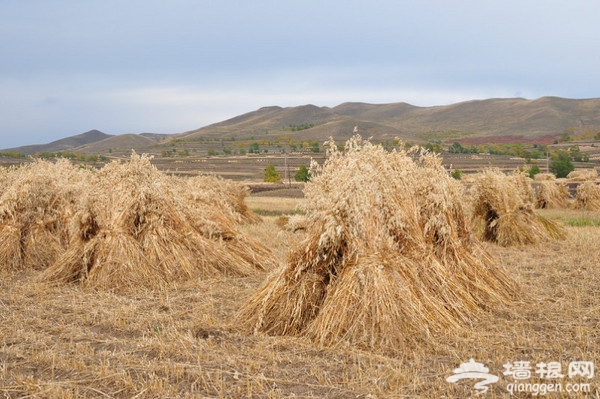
[1,207,599,397]
[1,155,599,397]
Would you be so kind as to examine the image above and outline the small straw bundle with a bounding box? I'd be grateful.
[533,173,556,181]
[275,214,307,232]
[471,169,566,246]
[574,181,600,211]
[567,169,598,182]
[0,159,84,271]
[40,152,275,290]
[535,181,571,209]
[236,136,518,353]
[182,175,262,224]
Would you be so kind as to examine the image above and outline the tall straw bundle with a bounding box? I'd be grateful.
[40,152,275,290]
[0,159,84,271]
[236,136,518,353]
[535,181,571,209]
[471,169,566,246]
[574,182,600,211]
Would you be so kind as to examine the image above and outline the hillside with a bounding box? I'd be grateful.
[3,130,113,155]
[179,97,600,145]
[73,133,166,154]
[3,97,600,157]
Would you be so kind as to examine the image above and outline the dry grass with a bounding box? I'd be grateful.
[236,136,518,354]
[1,206,599,398]
[1,150,599,397]
[244,196,306,216]
[471,169,567,246]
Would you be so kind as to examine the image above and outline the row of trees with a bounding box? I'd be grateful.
[264,164,311,183]
[445,141,591,162]
[451,150,576,180]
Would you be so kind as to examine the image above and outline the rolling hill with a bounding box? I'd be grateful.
[3,130,113,155]
[178,96,600,144]
[72,134,165,154]
[3,97,600,155]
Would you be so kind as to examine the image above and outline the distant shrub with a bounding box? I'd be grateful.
[451,169,462,180]
[264,164,281,183]
[549,150,574,178]
[528,165,541,179]
[294,165,311,182]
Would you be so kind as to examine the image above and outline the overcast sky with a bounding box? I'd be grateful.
[1,0,599,149]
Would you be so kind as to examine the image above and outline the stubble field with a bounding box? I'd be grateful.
[1,188,599,398]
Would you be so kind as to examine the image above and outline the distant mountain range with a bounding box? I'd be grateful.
[3,97,600,155]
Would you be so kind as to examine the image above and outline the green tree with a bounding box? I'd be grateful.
[249,142,260,153]
[294,165,311,182]
[448,142,465,154]
[451,169,462,180]
[528,164,541,179]
[264,164,281,182]
[310,140,320,153]
[424,142,443,153]
[549,150,574,178]
[569,146,589,162]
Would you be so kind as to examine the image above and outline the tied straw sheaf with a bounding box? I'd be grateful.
[0,159,83,271]
[0,153,275,290]
[575,181,600,211]
[470,169,567,246]
[236,135,519,353]
[532,169,599,211]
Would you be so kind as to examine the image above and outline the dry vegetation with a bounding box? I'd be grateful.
[575,182,600,211]
[1,145,599,398]
[470,169,567,246]
[237,137,518,354]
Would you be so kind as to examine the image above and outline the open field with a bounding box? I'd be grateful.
[1,189,599,398]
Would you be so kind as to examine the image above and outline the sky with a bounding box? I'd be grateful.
[1,1,600,149]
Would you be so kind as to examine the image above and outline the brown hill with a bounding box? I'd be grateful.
[4,97,600,157]
[180,97,600,145]
[74,134,164,154]
[3,130,113,155]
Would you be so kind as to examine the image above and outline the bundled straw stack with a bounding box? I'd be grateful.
[534,181,571,209]
[574,182,600,211]
[471,169,566,246]
[533,173,556,181]
[0,159,84,271]
[39,152,274,290]
[182,175,262,224]
[567,169,598,182]
[236,136,518,353]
